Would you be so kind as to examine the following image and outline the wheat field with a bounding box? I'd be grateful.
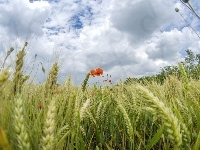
[0,44,200,150]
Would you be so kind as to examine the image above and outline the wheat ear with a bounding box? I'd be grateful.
[82,72,90,92]
[116,101,133,140]
[13,42,27,95]
[178,62,189,95]
[80,99,91,121]
[41,97,56,150]
[1,47,14,70]
[13,97,31,150]
[136,85,182,148]
[0,69,10,87]
[45,62,59,97]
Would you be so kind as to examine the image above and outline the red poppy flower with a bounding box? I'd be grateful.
[95,68,103,76]
[90,68,103,77]
[90,69,97,77]
[108,80,112,82]
[39,102,43,109]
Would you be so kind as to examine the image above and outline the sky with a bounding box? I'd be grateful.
[0,0,200,86]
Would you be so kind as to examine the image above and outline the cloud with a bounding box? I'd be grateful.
[0,0,200,85]
[0,0,50,39]
[110,0,177,44]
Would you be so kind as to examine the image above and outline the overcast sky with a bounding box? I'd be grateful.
[0,0,200,85]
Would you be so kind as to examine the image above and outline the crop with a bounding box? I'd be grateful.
[0,44,200,150]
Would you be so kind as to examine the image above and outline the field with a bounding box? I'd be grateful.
[0,45,200,150]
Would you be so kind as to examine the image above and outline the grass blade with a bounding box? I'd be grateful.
[146,124,165,150]
[193,131,200,150]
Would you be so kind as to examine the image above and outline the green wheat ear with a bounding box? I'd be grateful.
[1,47,14,70]
[116,101,133,140]
[0,68,10,87]
[41,97,56,150]
[45,62,59,97]
[13,42,28,95]
[0,68,10,98]
[136,85,182,148]
[82,72,90,92]
[178,62,189,95]
[13,97,31,150]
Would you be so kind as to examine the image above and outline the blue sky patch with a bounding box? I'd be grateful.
[70,14,83,29]
[69,6,93,29]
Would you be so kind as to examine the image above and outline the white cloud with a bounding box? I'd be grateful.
[0,0,200,85]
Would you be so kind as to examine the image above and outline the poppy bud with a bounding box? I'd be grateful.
[175,8,179,12]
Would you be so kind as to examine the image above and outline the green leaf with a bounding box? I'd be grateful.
[56,130,70,149]
[197,111,200,133]
[146,124,165,150]
[193,131,200,150]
